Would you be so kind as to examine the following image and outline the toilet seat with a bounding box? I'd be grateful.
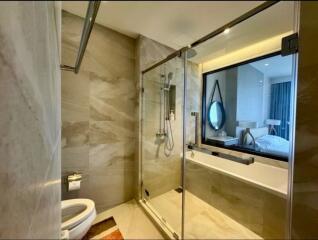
[62,199,95,231]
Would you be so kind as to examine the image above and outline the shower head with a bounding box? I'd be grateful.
[187,48,197,59]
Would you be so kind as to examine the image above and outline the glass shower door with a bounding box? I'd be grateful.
[183,1,298,239]
[141,55,185,239]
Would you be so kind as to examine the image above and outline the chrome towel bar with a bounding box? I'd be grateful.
[61,1,101,74]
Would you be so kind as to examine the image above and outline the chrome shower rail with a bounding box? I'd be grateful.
[61,1,101,74]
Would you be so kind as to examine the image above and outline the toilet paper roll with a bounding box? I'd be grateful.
[68,180,81,191]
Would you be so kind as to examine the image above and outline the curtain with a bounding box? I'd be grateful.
[270,82,291,140]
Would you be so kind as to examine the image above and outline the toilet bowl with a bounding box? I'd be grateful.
[62,199,96,239]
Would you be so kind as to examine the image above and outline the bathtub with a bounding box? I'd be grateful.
[186,150,288,198]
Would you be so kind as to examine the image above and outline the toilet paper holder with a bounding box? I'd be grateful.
[66,173,82,192]
[67,173,82,182]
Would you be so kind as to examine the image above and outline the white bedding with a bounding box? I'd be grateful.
[255,134,290,157]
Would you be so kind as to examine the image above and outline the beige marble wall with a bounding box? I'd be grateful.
[0,2,61,238]
[61,11,137,213]
[185,161,286,239]
[186,61,202,145]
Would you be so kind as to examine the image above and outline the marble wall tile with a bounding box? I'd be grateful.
[139,36,175,71]
[62,121,89,147]
[185,161,286,239]
[62,70,90,122]
[89,141,135,172]
[61,11,136,212]
[292,2,318,238]
[88,142,135,212]
[85,172,134,212]
[62,145,89,173]
[89,121,135,144]
[89,72,136,122]
[186,61,202,145]
[0,2,61,238]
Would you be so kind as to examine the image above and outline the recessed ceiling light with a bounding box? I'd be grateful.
[264,63,269,66]
[224,28,230,34]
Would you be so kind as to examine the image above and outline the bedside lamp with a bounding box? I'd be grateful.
[237,121,257,148]
[266,119,281,135]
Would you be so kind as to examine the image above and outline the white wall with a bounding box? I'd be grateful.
[262,76,271,125]
[271,75,292,84]
[236,64,265,126]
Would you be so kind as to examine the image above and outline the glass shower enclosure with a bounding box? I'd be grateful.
[139,1,299,239]
[141,54,185,239]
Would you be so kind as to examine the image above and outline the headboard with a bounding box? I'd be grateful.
[236,127,269,145]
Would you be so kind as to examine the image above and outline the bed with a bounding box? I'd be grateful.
[236,126,290,158]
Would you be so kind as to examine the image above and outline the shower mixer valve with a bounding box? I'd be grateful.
[156,130,166,137]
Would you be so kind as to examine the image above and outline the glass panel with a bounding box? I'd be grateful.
[141,55,184,237]
[185,1,297,239]
[202,53,293,161]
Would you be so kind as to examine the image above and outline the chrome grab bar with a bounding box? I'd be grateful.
[61,1,101,74]
[187,144,254,165]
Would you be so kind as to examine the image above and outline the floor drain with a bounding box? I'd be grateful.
[174,187,183,193]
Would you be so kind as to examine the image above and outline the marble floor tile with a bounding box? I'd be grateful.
[94,199,164,239]
[148,190,262,239]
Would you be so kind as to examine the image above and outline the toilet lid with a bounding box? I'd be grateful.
[62,199,95,230]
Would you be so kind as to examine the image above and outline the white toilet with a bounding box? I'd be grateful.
[61,199,96,240]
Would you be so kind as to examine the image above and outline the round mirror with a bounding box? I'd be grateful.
[208,101,226,130]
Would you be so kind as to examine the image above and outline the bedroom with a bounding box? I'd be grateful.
[202,53,294,161]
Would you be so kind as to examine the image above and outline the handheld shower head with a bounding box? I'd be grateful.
[164,72,173,90]
[167,72,173,87]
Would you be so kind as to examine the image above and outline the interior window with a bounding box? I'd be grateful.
[202,53,294,161]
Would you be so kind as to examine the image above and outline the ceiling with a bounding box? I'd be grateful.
[190,1,295,64]
[250,54,293,78]
[62,1,263,50]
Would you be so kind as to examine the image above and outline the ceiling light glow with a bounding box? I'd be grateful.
[224,28,230,34]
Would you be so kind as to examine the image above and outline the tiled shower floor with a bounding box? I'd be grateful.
[149,190,262,239]
[94,200,164,239]
[95,190,262,240]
